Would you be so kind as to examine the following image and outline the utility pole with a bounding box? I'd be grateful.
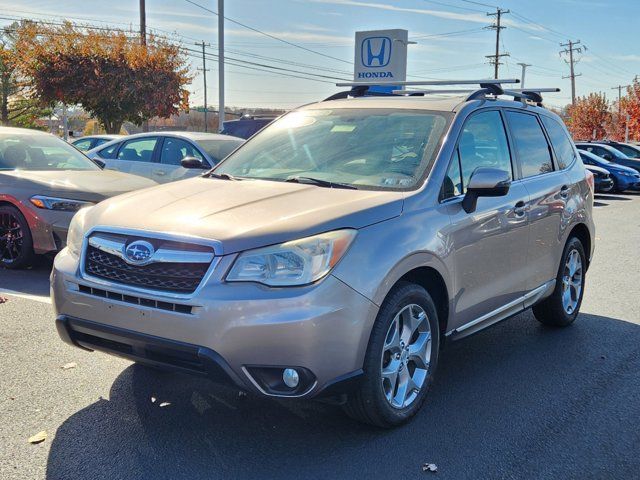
[139,0,146,46]
[611,84,630,116]
[517,62,531,88]
[560,40,583,105]
[140,0,149,133]
[62,104,68,140]
[218,0,225,133]
[486,8,509,79]
[195,41,211,132]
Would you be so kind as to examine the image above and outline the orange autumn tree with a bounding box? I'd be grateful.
[565,92,611,141]
[620,81,640,141]
[17,22,190,133]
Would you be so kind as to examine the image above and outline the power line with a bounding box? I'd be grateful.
[183,0,352,65]
[419,0,485,13]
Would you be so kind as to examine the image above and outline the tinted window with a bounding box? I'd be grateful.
[98,143,119,159]
[441,150,463,199]
[94,138,111,148]
[72,138,93,151]
[541,116,575,169]
[506,112,553,178]
[160,137,203,166]
[614,144,640,158]
[441,110,512,199]
[117,138,158,163]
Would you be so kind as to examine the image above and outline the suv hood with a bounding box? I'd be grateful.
[84,177,404,254]
[2,170,157,202]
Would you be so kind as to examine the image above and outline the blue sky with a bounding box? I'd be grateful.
[2,0,639,109]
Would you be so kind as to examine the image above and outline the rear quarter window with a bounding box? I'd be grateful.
[541,116,576,170]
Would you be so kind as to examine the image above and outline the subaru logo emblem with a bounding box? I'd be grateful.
[361,36,391,68]
[123,240,155,265]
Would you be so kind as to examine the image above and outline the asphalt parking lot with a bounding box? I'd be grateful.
[1,192,639,480]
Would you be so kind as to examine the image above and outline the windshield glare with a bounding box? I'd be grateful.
[0,132,99,171]
[215,109,449,190]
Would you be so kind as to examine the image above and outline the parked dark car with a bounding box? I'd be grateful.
[594,140,640,159]
[578,150,640,192]
[584,163,613,193]
[221,116,275,139]
[575,142,640,173]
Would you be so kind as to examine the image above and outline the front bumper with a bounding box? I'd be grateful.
[51,248,377,398]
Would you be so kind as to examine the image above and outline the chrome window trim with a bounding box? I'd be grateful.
[79,226,222,300]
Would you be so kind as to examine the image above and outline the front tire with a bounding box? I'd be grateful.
[533,236,586,327]
[343,282,440,428]
[0,205,34,270]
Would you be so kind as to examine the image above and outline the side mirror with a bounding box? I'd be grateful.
[602,153,613,161]
[180,156,206,169]
[462,167,511,214]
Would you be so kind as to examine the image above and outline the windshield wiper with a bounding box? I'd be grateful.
[284,176,357,190]
[203,171,240,181]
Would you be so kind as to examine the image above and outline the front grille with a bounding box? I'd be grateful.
[83,233,214,294]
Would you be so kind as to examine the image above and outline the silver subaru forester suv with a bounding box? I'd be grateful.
[51,81,595,427]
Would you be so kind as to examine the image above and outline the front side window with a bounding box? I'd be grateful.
[160,137,203,166]
[505,111,554,178]
[442,110,512,199]
[0,133,99,171]
[117,138,158,163]
[215,109,450,190]
[541,116,576,170]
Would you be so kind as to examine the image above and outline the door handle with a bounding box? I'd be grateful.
[559,185,570,199]
[153,170,166,176]
[514,201,528,217]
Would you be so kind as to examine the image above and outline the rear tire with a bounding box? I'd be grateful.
[343,282,440,428]
[532,236,586,327]
[0,205,34,270]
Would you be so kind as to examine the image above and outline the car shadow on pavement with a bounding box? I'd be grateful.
[594,194,632,201]
[0,256,52,297]
[45,310,640,480]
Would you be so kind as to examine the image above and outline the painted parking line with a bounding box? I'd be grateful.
[0,289,52,304]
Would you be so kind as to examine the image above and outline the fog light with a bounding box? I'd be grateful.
[282,368,299,388]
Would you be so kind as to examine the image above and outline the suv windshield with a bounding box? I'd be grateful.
[0,132,99,171]
[215,108,450,190]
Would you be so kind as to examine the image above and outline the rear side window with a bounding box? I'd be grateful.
[442,110,512,199]
[614,144,640,158]
[506,111,554,178]
[541,116,576,170]
[72,138,93,151]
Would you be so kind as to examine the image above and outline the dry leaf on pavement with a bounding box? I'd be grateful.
[61,362,77,370]
[28,431,47,444]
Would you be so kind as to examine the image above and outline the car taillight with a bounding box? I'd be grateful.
[585,168,595,193]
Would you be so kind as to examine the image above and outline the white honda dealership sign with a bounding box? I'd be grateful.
[354,29,408,82]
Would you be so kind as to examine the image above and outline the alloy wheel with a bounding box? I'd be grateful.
[0,212,24,264]
[562,249,583,314]
[380,303,432,409]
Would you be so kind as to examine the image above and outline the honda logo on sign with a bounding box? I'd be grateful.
[361,37,391,67]
[354,29,408,84]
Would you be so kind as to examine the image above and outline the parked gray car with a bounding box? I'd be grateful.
[85,131,244,183]
[51,82,595,427]
[0,127,156,269]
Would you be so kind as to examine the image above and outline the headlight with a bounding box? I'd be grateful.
[66,207,93,258]
[226,229,357,286]
[30,195,94,212]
